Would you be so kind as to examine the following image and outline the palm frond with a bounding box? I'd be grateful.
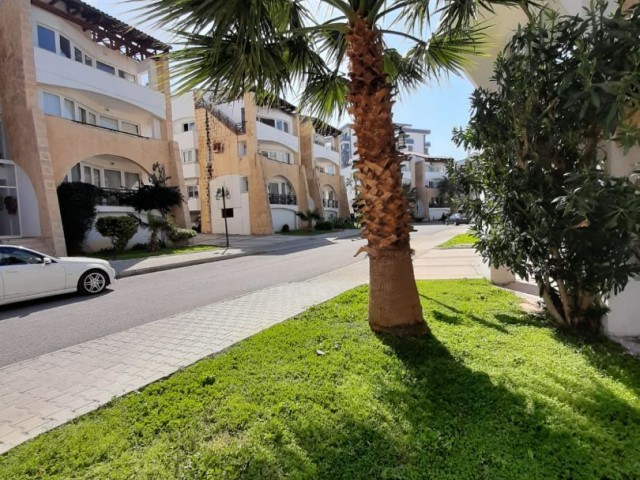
[383,48,427,94]
[406,22,491,80]
[297,70,349,122]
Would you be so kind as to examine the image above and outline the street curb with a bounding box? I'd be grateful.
[114,231,363,279]
[115,251,260,279]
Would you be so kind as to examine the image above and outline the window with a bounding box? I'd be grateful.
[0,247,44,266]
[62,99,75,120]
[124,172,141,189]
[0,162,20,237]
[104,169,122,189]
[96,61,116,75]
[257,117,275,128]
[58,35,71,58]
[118,70,135,82]
[37,25,56,53]
[187,185,199,199]
[181,149,197,163]
[240,177,249,193]
[121,121,139,136]
[84,55,93,67]
[221,208,234,218]
[182,122,195,132]
[100,116,119,130]
[42,92,61,116]
[276,120,290,133]
[260,150,291,164]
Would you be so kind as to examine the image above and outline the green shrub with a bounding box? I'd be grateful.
[281,224,290,233]
[315,220,333,231]
[167,224,196,244]
[56,182,99,255]
[126,185,183,215]
[95,216,139,253]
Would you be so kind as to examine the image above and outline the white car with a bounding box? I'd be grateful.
[0,245,116,306]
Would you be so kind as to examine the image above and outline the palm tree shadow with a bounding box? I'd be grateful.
[419,293,510,333]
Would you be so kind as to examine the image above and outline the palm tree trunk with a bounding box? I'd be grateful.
[346,18,428,336]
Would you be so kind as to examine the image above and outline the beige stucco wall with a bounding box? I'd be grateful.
[0,0,66,255]
[195,93,348,235]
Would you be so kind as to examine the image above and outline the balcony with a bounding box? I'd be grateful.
[256,122,299,152]
[322,199,338,209]
[269,193,297,205]
[34,48,166,119]
[313,142,339,166]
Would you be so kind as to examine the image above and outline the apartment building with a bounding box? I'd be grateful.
[0,0,188,255]
[172,93,349,235]
[172,95,201,224]
[340,124,453,218]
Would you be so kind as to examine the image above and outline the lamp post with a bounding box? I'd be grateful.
[215,186,230,248]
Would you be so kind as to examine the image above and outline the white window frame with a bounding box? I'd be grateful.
[181,149,197,163]
[0,159,22,238]
[187,185,199,199]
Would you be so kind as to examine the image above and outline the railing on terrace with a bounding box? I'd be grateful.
[313,139,338,152]
[195,98,246,135]
[71,120,150,139]
[322,199,338,208]
[97,187,137,206]
[268,193,297,205]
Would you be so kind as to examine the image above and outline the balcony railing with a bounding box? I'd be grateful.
[71,120,150,139]
[269,193,297,205]
[323,199,338,208]
[97,187,137,206]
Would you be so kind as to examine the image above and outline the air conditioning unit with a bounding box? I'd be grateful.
[212,143,224,153]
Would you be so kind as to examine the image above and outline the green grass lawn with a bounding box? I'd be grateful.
[90,245,218,261]
[439,232,477,248]
[2,280,639,479]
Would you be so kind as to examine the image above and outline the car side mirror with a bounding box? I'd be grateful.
[43,257,52,265]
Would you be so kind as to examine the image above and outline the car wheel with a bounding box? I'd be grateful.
[78,270,108,295]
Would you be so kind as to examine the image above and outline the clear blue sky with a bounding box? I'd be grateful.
[87,0,475,161]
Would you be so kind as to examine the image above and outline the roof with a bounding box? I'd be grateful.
[31,0,170,60]
[302,116,341,137]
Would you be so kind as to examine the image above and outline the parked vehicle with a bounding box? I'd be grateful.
[0,246,116,306]
[447,213,469,226]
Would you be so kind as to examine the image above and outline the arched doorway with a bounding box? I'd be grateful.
[322,185,338,219]
[267,175,298,232]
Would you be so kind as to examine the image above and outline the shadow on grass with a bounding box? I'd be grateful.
[2,282,639,479]
[420,293,510,334]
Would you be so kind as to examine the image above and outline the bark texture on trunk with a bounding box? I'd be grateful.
[346,18,428,336]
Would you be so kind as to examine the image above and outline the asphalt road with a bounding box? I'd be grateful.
[0,225,449,367]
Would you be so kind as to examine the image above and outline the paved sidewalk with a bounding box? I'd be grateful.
[112,230,362,278]
[0,226,469,454]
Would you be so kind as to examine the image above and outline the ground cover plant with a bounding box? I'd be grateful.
[439,232,477,248]
[2,280,639,479]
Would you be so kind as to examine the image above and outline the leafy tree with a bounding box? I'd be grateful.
[57,182,99,255]
[453,2,640,331]
[295,209,322,231]
[402,183,419,218]
[96,216,139,257]
[140,0,530,335]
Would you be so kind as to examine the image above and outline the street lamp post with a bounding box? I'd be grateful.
[215,186,230,248]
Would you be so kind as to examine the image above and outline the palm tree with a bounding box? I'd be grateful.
[139,0,527,336]
[295,209,322,231]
